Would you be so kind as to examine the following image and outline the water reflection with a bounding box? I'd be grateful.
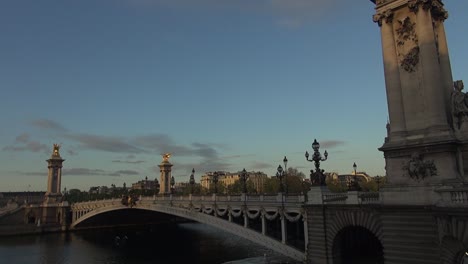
[0,223,297,264]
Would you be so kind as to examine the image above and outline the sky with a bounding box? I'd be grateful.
[1,0,467,192]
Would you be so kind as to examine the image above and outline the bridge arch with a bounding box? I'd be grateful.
[440,236,467,264]
[327,210,384,264]
[71,203,305,262]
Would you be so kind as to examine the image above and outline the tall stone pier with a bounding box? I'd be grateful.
[304,1,468,263]
[158,153,173,195]
[372,0,466,205]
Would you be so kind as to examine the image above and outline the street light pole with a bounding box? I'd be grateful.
[170,176,175,194]
[212,172,219,194]
[240,168,249,194]
[352,162,360,191]
[276,165,285,193]
[189,168,195,194]
[305,139,328,186]
[283,156,288,195]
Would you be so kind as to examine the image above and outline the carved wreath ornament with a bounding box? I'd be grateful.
[402,152,437,181]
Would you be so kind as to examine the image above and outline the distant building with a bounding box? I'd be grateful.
[200,171,268,193]
[131,176,158,191]
[336,171,372,188]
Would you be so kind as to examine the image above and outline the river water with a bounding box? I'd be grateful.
[0,223,299,264]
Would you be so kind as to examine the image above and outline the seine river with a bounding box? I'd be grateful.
[0,223,298,264]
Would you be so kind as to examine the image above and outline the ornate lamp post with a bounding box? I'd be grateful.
[170,176,175,194]
[212,172,219,194]
[305,139,328,186]
[240,168,249,194]
[276,165,285,193]
[283,156,288,194]
[189,168,195,194]
[351,162,360,191]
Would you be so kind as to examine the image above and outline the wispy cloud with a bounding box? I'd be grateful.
[63,168,140,177]
[112,159,146,164]
[65,133,145,153]
[2,133,49,153]
[30,119,68,132]
[320,140,346,149]
[124,0,335,28]
[17,168,140,177]
[250,161,272,170]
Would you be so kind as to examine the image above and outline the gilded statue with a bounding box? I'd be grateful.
[162,153,171,162]
[53,144,61,156]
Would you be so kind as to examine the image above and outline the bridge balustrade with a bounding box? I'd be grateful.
[436,187,468,206]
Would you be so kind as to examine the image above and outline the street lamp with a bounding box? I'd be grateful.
[352,162,360,191]
[283,156,288,194]
[212,172,219,194]
[189,168,195,194]
[240,168,249,194]
[305,139,328,186]
[276,165,285,193]
[170,176,175,194]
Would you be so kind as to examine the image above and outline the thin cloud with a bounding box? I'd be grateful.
[63,168,139,177]
[320,140,346,149]
[2,134,49,153]
[250,161,272,170]
[65,133,145,153]
[30,119,68,132]
[124,0,336,27]
[112,160,146,164]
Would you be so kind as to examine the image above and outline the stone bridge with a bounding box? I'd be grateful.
[70,191,385,262]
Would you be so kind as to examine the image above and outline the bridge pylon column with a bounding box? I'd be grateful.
[158,154,173,195]
[372,0,464,206]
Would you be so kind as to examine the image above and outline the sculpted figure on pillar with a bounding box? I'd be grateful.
[451,80,468,130]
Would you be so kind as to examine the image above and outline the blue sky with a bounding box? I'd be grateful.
[1,0,467,192]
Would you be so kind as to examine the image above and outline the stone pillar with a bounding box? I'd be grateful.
[303,214,309,253]
[281,213,287,244]
[243,210,248,228]
[158,154,173,195]
[261,213,266,235]
[412,2,448,130]
[374,10,406,140]
[372,0,461,205]
[44,144,65,204]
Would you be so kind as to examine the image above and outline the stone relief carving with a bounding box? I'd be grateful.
[451,80,468,130]
[396,17,417,46]
[408,0,448,21]
[402,152,437,181]
[395,17,419,72]
[372,10,394,26]
[400,46,420,72]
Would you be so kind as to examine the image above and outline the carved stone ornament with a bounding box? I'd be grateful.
[396,17,417,46]
[375,0,391,5]
[372,10,394,26]
[408,0,448,21]
[402,152,437,181]
[395,17,419,72]
[400,46,420,72]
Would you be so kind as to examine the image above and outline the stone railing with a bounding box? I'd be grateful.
[359,192,380,204]
[314,191,380,205]
[323,193,348,204]
[436,187,468,207]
